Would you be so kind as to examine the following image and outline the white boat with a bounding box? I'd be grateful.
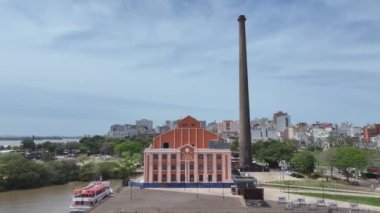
[69,181,113,213]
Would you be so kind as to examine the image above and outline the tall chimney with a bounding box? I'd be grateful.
[238,15,252,169]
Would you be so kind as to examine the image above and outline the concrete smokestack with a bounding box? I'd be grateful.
[238,15,252,170]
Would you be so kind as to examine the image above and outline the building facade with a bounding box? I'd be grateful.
[273,111,291,132]
[143,116,232,183]
[217,120,239,134]
[363,124,380,141]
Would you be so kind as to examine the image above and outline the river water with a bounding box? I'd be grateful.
[0,139,81,146]
[0,180,122,213]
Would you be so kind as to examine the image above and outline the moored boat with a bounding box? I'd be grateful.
[69,181,113,213]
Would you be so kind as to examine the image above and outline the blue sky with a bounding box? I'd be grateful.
[1,0,379,136]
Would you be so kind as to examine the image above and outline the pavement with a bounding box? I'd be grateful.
[90,172,380,213]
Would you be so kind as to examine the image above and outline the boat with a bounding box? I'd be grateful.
[69,181,113,213]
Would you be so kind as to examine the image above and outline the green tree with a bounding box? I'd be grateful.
[79,162,100,181]
[97,161,120,180]
[291,151,316,175]
[20,139,36,151]
[332,146,368,182]
[79,136,105,154]
[113,141,143,156]
[230,140,239,152]
[118,156,137,180]
[0,153,49,190]
[252,140,297,167]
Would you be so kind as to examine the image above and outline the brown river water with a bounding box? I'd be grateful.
[0,180,122,213]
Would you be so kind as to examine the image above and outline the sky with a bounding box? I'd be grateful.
[1,0,380,136]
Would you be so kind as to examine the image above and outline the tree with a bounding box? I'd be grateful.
[252,140,297,168]
[291,151,316,175]
[118,156,137,180]
[98,161,120,180]
[332,146,368,182]
[230,140,239,152]
[79,136,105,154]
[20,139,36,151]
[79,162,100,181]
[113,141,143,156]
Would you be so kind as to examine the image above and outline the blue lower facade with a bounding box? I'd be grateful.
[130,182,233,188]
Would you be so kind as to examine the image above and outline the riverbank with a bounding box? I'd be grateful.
[0,180,122,213]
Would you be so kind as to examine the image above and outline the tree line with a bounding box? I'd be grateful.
[232,139,378,182]
[0,152,137,192]
[0,135,151,192]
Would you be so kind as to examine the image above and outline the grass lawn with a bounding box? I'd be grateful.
[291,192,380,207]
[268,179,352,190]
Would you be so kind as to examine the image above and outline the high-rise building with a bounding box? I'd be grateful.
[136,119,153,130]
[273,111,291,132]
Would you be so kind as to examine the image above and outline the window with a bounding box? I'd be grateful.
[207,165,213,171]
[171,154,176,160]
[153,154,158,160]
[217,174,222,182]
[191,123,195,127]
[171,164,176,170]
[190,163,194,170]
[216,154,222,160]
[181,163,185,170]
[198,154,204,160]
[162,174,167,182]
[171,174,176,182]
[207,154,213,160]
[153,164,158,170]
[162,164,167,170]
[217,164,222,171]
[208,175,212,182]
[163,143,170,149]
[162,154,167,160]
[199,175,203,182]
[180,175,185,182]
[198,164,204,170]
[153,174,158,182]
[190,175,194,182]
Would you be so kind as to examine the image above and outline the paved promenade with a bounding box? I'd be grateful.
[91,187,380,213]
[91,172,380,212]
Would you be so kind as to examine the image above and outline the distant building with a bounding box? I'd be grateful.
[251,127,279,142]
[136,119,153,130]
[370,134,380,148]
[143,116,232,184]
[273,111,291,132]
[199,120,207,129]
[108,119,156,138]
[251,118,272,129]
[108,124,138,139]
[217,120,239,134]
[363,124,380,141]
[206,121,218,133]
[337,122,361,137]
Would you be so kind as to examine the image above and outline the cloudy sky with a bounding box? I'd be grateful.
[1,0,379,136]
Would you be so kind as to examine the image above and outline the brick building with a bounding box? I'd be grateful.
[143,116,232,184]
[363,124,380,141]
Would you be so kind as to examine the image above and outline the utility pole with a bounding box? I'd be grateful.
[130,182,133,200]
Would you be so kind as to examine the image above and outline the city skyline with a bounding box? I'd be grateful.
[1,0,380,135]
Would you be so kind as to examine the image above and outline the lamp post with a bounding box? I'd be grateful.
[130,182,133,200]
[287,182,290,201]
[196,182,199,200]
[222,183,225,200]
